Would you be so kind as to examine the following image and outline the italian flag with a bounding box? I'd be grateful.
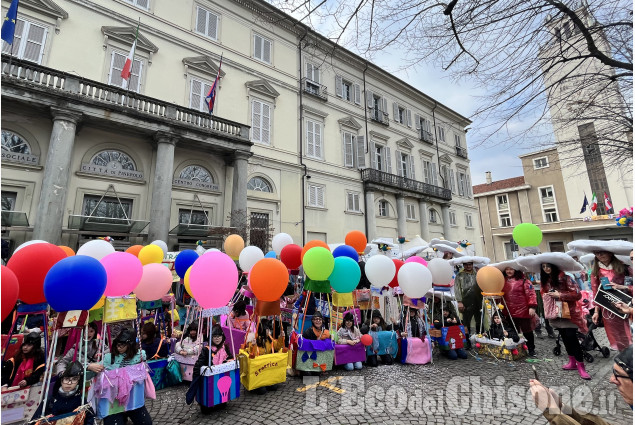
[121,22,140,84]
[590,192,598,213]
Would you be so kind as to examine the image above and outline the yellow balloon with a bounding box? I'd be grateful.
[90,296,105,311]
[224,234,245,260]
[138,244,164,265]
[184,266,193,297]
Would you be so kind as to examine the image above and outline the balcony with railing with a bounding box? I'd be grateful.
[302,78,328,100]
[420,128,434,144]
[455,146,468,158]
[1,55,250,141]
[361,168,452,201]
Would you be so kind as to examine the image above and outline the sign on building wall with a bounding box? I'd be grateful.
[2,152,39,165]
[172,178,219,191]
[80,163,144,180]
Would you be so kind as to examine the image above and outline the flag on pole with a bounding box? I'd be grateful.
[590,192,598,213]
[579,194,589,214]
[121,21,140,85]
[604,192,613,213]
[1,0,19,45]
[204,55,223,116]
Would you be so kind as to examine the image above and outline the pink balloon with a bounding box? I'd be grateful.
[101,252,143,297]
[406,256,428,267]
[133,263,172,302]
[189,251,238,309]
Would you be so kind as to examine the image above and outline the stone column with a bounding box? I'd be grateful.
[418,200,430,241]
[441,203,451,240]
[230,151,251,228]
[365,191,376,241]
[33,107,82,244]
[396,195,406,237]
[148,132,178,243]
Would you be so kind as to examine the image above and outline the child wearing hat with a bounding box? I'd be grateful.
[337,312,363,371]
[301,311,330,340]
[1,332,45,387]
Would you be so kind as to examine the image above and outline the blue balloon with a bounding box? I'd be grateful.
[332,245,359,262]
[44,256,106,312]
[265,251,277,259]
[328,256,361,293]
[175,250,200,278]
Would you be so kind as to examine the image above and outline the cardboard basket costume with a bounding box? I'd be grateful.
[295,337,335,372]
[366,331,399,358]
[103,296,137,324]
[400,337,432,365]
[222,326,248,357]
[92,379,145,419]
[195,362,240,407]
[147,358,169,390]
[470,335,528,361]
[334,342,366,366]
[238,349,288,390]
[1,384,44,424]
[430,325,467,350]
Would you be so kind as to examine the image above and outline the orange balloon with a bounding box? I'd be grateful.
[249,258,289,302]
[224,234,245,260]
[126,245,143,257]
[345,230,367,254]
[476,266,505,294]
[58,246,75,257]
[301,240,330,262]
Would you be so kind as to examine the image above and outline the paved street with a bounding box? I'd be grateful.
[146,329,632,425]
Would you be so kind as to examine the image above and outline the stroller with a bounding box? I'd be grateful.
[552,309,610,362]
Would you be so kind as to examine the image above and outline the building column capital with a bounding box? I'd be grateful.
[233,150,252,162]
[50,107,82,125]
[154,131,179,145]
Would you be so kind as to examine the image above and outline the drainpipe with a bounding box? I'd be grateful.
[362,60,370,237]
[431,101,445,189]
[298,27,309,245]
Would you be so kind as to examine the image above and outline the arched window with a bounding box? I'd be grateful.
[247,176,273,192]
[90,150,137,170]
[179,165,213,183]
[1,130,32,154]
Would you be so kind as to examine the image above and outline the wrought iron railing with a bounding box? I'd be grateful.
[420,128,434,144]
[301,78,328,100]
[361,168,452,200]
[370,110,389,126]
[455,146,468,158]
[1,55,250,140]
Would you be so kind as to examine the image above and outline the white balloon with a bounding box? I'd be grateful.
[204,248,220,255]
[427,258,454,285]
[77,239,115,260]
[365,255,396,288]
[238,246,264,272]
[14,240,47,254]
[398,262,432,298]
[272,233,293,255]
[150,240,168,257]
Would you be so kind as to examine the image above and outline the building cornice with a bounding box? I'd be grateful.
[473,185,532,198]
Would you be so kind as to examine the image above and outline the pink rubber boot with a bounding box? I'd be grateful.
[577,362,591,380]
[562,356,577,370]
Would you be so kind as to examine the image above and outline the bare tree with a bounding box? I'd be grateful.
[268,0,633,167]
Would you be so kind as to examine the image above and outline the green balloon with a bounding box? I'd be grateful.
[328,257,360,293]
[302,247,334,281]
[512,223,543,247]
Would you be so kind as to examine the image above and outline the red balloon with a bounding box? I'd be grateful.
[388,259,405,288]
[7,243,66,304]
[1,265,19,321]
[361,334,373,346]
[280,244,302,270]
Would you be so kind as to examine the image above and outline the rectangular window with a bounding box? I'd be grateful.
[195,6,219,40]
[437,126,446,143]
[253,34,272,64]
[306,120,323,159]
[504,242,518,260]
[399,152,409,178]
[497,194,509,209]
[454,134,461,147]
[189,78,213,112]
[1,191,17,211]
[342,81,351,101]
[124,0,149,9]
[540,186,554,203]
[458,172,467,196]
[179,209,209,225]
[422,160,438,186]
[534,157,549,169]
[346,192,360,212]
[549,241,565,252]
[499,213,512,227]
[251,99,271,144]
[406,204,416,220]
[305,62,320,94]
[544,208,559,223]
[109,51,142,92]
[336,75,361,104]
[343,134,366,168]
[83,195,132,220]
[378,200,388,217]
[307,184,325,208]
[1,18,48,64]
[250,212,270,252]
[374,146,383,171]
[465,213,473,228]
[429,209,437,223]
[449,211,457,226]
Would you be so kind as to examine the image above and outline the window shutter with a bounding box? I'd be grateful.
[431,162,438,186]
[317,186,324,207]
[407,109,412,127]
[207,12,218,39]
[409,155,415,180]
[385,147,392,174]
[422,161,429,184]
[254,34,262,60]
[382,97,388,116]
[263,38,271,63]
[305,62,312,80]
[252,100,262,142]
[22,23,46,64]
[190,79,202,110]
[308,185,315,206]
[262,102,271,144]
[395,150,402,176]
[315,123,322,158]
[343,133,354,167]
[353,83,361,105]
[109,51,126,87]
[129,59,142,92]
[335,75,342,97]
[451,170,456,193]
[136,0,149,9]
[370,141,377,169]
[393,102,398,120]
[306,120,315,157]
[196,7,207,34]
[366,90,373,108]
[356,136,366,168]
[467,174,472,197]
[2,19,24,55]
[415,113,421,130]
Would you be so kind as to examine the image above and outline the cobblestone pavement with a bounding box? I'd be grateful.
[146,329,633,425]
